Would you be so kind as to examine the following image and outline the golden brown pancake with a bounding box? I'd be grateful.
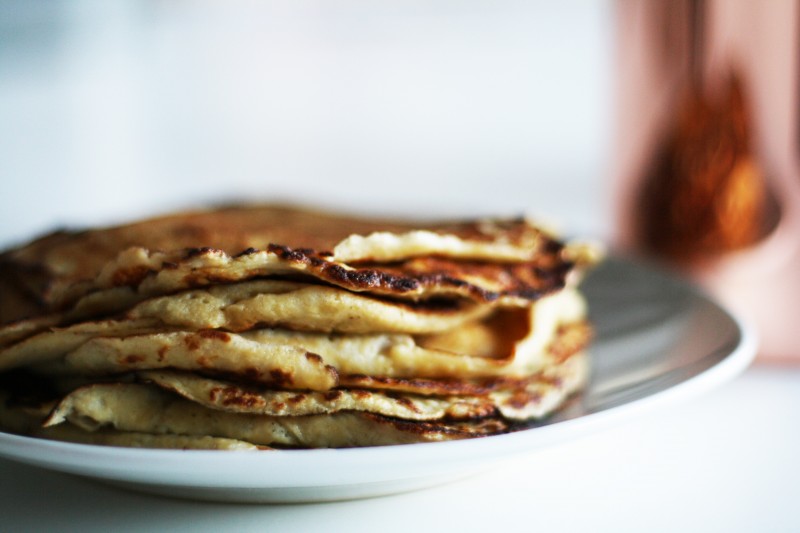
[0,205,578,324]
[40,383,509,447]
[0,289,584,388]
[2,204,550,280]
[0,204,598,449]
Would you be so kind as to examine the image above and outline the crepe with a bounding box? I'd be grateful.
[0,204,598,449]
[35,355,586,449]
[40,383,508,447]
[131,350,589,422]
[0,205,591,325]
[86,279,496,334]
[0,393,261,450]
[1,206,549,302]
[4,287,582,381]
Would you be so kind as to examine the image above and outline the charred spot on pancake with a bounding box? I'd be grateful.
[266,244,306,263]
[505,390,544,410]
[267,244,426,294]
[323,390,343,401]
[111,265,153,287]
[243,366,261,380]
[269,369,293,386]
[197,330,231,342]
[287,393,306,404]
[304,352,323,364]
[391,395,420,413]
[323,364,340,387]
[184,335,201,351]
[184,246,218,258]
[234,247,258,258]
[543,237,565,254]
[218,387,262,409]
[208,386,221,402]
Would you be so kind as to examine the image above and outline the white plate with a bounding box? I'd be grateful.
[0,257,756,503]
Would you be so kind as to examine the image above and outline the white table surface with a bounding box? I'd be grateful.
[1,365,797,533]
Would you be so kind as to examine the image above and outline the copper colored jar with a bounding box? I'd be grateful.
[614,0,800,362]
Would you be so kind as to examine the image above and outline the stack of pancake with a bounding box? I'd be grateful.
[0,205,598,449]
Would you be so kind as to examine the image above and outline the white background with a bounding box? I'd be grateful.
[0,0,612,248]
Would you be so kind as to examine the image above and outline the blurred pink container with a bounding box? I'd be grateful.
[613,0,800,363]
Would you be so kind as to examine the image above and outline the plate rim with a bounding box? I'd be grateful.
[0,258,758,493]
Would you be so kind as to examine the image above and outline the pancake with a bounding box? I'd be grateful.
[0,205,585,325]
[49,245,573,326]
[41,383,508,448]
[0,204,598,450]
[131,350,588,422]
[32,350,586,449]
[3,289,584,390]
[0,277,496,359]
[0,318,168,372]
[89,369,499,421]
[111,279,496,334]
[0,393,261,450]
[2,205,550,288]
